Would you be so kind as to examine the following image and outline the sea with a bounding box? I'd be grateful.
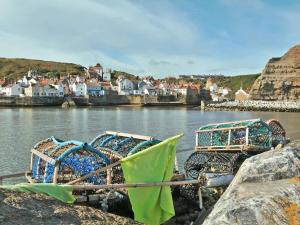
[1,106,300,178]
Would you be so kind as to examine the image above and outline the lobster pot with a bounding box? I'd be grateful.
[195,119,272,152]
[31,137,110,184]
[89,131,161,183]
[266,119,287,147]
[90,131,161,158]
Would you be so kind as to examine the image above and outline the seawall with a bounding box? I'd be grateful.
[0,96,64,106]
[0,95,201,107]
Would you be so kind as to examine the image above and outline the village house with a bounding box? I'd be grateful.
[1,83,23,96]
[24,80,62,97]
[102,70,111,82]
[70,82,87,97]
[87,63,103,79]
[53,82,64,97]
[117,77,134,95]
[137,80,156,96]
[86,79,103,96]
[158,82,172,96]
[24,83,40,97]
[235,88,249,101]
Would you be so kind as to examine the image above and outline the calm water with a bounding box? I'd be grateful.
[1,106,300,176]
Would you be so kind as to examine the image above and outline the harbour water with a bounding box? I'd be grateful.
[1,106,300,176]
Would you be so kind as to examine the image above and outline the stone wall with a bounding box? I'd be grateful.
[0,96,64,106]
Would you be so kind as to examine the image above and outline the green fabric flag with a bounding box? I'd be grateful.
[0,183,75,204]
[120,134,182,225]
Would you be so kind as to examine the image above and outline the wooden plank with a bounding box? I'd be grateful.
[196,126,246,133]
[67,161,121,185]
[105,131,153,141]
[72,179,201,191]
[31,149,57,165]
[30,153,34,171]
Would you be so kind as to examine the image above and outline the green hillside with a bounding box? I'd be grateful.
[213,73,260,93]
[0,57,86,80]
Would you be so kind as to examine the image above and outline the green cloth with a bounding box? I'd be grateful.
[0,183,75,203]
[120,134,182,225]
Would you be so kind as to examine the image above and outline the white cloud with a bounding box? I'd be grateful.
[0,0,299,77]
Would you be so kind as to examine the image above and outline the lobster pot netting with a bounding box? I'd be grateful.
[90,134,161,183]
[32,141,109,184]
[181,151,250,201]
[90,134,161,157]
[266,119,286,147]
[197,119,272,149]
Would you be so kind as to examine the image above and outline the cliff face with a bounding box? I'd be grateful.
[250,45,300,100]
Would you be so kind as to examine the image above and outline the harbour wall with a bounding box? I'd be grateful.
[0,96,64,106]
[0,94,200,107]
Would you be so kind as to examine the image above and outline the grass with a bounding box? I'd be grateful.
[0,57,86,81]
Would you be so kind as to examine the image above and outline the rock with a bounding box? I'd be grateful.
[202,146,300,225]
[250,45,300,100]
[0,189,141,225]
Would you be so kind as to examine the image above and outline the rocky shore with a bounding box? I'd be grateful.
[205,100,300,112]
[202,145,300,225]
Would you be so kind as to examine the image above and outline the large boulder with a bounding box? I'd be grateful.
[0,189,141,225]
[202,146,300,225]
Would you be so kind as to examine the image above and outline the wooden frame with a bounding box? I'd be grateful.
[105,131,154,141]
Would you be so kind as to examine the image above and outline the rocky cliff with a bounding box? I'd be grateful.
[250,45,300,100]
[202,145,300,225]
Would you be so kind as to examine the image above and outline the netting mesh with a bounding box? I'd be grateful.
[31,139,109,184]
[197,119,272,149]
[266,119,286,147]
[31,134,161,185]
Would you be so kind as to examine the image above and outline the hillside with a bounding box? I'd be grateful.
[214,73,260,92]
[0,57,86,80]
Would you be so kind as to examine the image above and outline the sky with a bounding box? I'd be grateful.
[0,0,300,77]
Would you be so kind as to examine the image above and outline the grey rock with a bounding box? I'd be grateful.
[202,147,300,225]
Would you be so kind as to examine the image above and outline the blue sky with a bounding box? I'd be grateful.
[0,0,299,77]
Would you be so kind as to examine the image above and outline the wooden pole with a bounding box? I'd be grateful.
[53,164,59,184]
[72,179,202,191]
[30,153,34,171]
[227,129,231,145]
[106,168,112,185]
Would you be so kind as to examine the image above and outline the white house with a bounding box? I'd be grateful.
[53,83,64,97]
[158,83,171,96]
[2,83,23,96]
[102,71,111,82]
[117,77,134,95]
[209,83,218,93]
[70,82,87,97]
